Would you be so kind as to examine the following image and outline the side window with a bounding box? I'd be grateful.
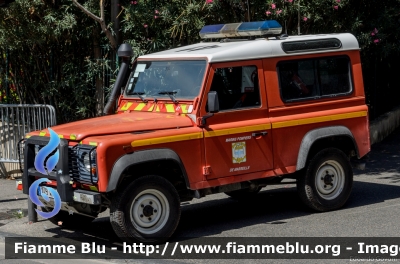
[208,65,260,111]
[278,56,352,102]
[278,60,316,101]
[318,57,352,96]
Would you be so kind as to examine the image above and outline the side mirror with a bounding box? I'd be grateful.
[207,91,219,113]
[197,91,219,127]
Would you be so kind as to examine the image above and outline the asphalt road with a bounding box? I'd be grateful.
[2,128,400,264]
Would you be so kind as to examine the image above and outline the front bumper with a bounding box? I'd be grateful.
[22,136,74,202]
[38,189,101,217]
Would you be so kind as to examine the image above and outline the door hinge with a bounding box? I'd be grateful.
[203,166,211,176]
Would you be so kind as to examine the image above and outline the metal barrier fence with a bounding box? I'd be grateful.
[0,104,56,177]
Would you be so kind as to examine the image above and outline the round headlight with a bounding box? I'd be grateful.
[82,152,91,171]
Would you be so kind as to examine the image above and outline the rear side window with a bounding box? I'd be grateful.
[277,56,352,102]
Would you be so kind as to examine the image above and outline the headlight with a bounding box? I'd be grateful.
[76,145,98,183]
[81,151,95,172]
[82,152,90,171]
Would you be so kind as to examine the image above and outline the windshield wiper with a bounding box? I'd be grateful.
[158,91,178,103]
[131,92,148,103]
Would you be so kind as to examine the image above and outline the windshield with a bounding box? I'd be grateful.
[125,60,207,100]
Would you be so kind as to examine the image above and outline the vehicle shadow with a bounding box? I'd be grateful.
[357,127,400,178]
[175,179,400,238]
[42,179,400,244]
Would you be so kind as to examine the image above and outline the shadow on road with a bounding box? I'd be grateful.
[356,127,400,180]
[13,125,400,247]
[39,179,400,244]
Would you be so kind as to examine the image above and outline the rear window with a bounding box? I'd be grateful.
[277,56,353,102]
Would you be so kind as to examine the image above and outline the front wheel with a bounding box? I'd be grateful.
[110,175,181,243]
[297,148,353,212]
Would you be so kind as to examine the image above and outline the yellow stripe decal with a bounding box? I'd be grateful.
[134,103,146,111]
[39,131,46,136]
[120,102,133,111]
[89,142,97,146]
[204,124,272,138]
[58,135,64,138]
[272,111,367,129]
[129,111,368,147]
[165,104,175,113]
[70,134,77,140]
[131,132,202,147]
[89,186,98,191]
[147,105,155,111]
[25,135,31,138]
[181,105,188,114]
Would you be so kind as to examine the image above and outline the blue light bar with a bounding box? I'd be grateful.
[199,24,226,39]
[199,20,282,39]
[237,20,282,36]
[220,23,241,37]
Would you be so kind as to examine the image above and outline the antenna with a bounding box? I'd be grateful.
[285,21,287,34]
[297,0,301,35]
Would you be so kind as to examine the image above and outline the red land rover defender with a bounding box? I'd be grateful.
[20,20,370,243]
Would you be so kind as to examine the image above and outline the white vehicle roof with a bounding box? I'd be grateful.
[139,33,359,63]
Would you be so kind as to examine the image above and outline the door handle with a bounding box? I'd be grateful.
[252,131,268,138]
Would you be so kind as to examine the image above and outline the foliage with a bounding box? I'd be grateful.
[0,0,110,123]
[120,0,400,56]
[1,0,400,122]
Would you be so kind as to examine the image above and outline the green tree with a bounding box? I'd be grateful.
[0,0,112,122]
[1,0,400,122]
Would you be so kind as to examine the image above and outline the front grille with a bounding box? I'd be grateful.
[68,146,80,180]
[30,143,97,183]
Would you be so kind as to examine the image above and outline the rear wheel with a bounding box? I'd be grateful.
[110,175,181,243]
[297,148,353,212]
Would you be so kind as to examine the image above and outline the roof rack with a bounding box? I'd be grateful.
[219,37,256,43]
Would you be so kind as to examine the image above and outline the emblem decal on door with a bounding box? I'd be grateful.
[232,142,246,163]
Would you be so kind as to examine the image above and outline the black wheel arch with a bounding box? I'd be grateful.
[296,126,359,171]
[106,148,190,193]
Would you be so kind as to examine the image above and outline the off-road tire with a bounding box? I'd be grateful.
[42,207,96,228]
[297,148,353,212]
[225,187,262,200]
[110,175,181,244]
